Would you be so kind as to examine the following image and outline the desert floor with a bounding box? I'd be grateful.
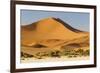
[21,56,89,63]
[21,47,90,63]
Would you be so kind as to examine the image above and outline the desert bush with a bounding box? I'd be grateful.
[50,50,61,58]
[21,52,24,57]
[83,49,90,56]
[63,51,70,56]
[76,49,84,56]
[21,52,33,58]
[34,52,43,59]
[42,52,49,57]
[68,55,73,58]
[34,52,51,59]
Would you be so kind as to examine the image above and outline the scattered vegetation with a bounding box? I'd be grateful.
[21,52,33,60]
[61,47,90,58]
[50,50,61,58]
[21,48,90,59]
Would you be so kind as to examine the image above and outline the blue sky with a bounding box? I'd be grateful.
[21,10,90,32]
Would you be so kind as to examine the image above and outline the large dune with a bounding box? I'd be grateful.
[21,17,90,58]
[21,17,89,47]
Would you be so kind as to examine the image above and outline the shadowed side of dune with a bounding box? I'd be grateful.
[52,17,84,33]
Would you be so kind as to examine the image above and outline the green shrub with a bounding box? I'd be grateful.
[50,50,61,58]
[21,52,33,58]
[83,49,89,56]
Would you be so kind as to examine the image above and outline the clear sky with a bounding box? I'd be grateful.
[21,10,90,32]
